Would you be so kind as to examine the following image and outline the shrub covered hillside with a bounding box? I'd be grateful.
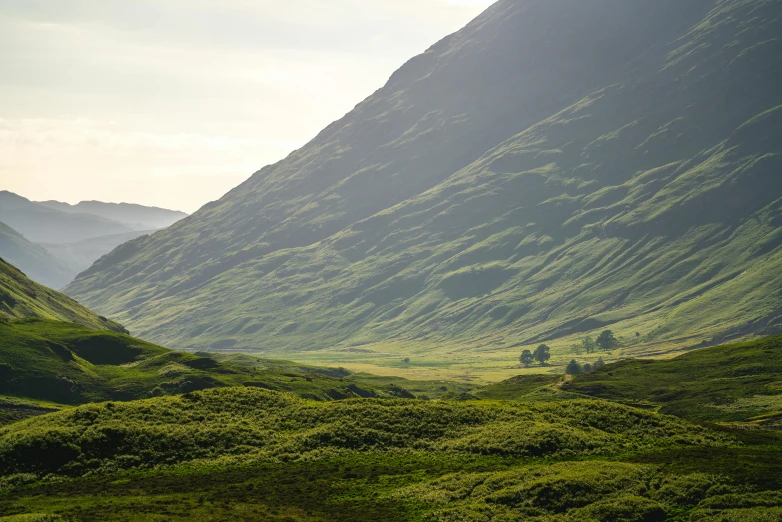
[563,334,782,427]
[67,0,782,361]
[0,388,781,520]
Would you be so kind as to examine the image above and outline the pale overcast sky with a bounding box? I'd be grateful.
[0,0,495,213]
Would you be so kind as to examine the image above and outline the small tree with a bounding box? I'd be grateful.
[565,359,582,375]
[594,357,606,370]
[570,343,582,356]
[534,344,551,366]
[582,362,593,373]
[581,336,596,354]
[596,330,618,351]
[520,350,535,368]
[402,357,411,364]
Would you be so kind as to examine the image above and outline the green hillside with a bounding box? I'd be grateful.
[0,318,480,408]
[0,222,73,290]
[65,0,782,369]
[562,334,782,427]
[1,387,780,521]
[0,258,125,333]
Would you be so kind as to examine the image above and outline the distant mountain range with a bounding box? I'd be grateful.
[0,191,186,288]
[36,200,187,231]
[0,222,73,290]
[65,0,782,355]
[0,191,133,244]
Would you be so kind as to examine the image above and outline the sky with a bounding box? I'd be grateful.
[0,0,495,213]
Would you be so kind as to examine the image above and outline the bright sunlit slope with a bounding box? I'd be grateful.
[0,257,125,333]
[67,0,782,359]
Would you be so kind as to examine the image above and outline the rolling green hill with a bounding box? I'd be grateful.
[0,319,476,408]
[562,334,782,427]
[1,387,780,521]
[65,0,782,367]
[0,222,73,290]
[0,258,125,333]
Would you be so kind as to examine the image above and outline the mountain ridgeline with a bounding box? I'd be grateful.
[67,0,782,353]
[0,192,187,289]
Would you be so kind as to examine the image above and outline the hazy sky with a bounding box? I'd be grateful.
[0,0,494,213]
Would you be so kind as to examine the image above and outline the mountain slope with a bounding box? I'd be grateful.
[0,191,132,244]
[0,257,125,332]
[67,0,782,357]
[37,200,187,230]
[0,221,73,289]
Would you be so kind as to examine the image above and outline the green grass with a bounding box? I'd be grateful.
[562,334,782,425]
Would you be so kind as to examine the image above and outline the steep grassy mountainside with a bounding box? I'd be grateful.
[67,0,782,358]
[0,258,125,332]
[562,334,782,426]
[37,200,187,230]
[0,222,73,289]
[2,387,781,520]
[40,229,157,275]
[0,191,133,244]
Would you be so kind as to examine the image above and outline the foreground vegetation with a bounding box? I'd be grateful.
[0,386,780,521]
[2,336,782,520]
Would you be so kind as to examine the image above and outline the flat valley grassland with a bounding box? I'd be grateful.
[239,328,738,384]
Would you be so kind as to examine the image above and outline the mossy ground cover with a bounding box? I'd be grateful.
[0,388,779,520]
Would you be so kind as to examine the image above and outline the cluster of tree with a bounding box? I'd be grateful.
[519,344,550,367]
[570,330,618,355]
[566,357,606,375]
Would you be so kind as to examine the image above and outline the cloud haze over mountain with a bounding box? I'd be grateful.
[0,0,494,212]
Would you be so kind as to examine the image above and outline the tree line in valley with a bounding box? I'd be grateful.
[519,330,617,373]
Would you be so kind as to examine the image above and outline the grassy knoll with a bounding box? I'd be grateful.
[563,335,782,426]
